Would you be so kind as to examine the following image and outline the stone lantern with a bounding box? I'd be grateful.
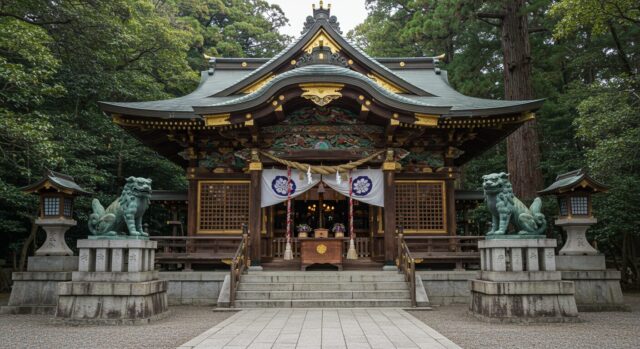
[538,169,625,311]
[1,170,90,315]
[538,169,607,265]
[22,169,91,257]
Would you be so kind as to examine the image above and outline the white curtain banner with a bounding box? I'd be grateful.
[261,169,321,207]
[322,169,384,207]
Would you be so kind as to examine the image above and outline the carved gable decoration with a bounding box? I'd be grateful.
[261,107,384,153]
[280,107,358,125]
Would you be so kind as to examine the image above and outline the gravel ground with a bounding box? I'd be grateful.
[409,292,640,349]
[0,302,235,349]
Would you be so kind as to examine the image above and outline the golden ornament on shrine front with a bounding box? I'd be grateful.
[299,83,344,107]
[316,243,327,255]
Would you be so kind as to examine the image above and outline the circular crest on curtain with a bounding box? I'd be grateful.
[272,176,296,196]
[351,176,372,196]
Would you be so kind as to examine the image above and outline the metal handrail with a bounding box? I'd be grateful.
[397,230,416,307]
[229,224,249,307]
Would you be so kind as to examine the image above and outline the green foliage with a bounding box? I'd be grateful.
[0,0,289,263]
[551,0,640,38]
[356,0,640,282]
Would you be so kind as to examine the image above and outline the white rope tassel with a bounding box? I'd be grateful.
[336,170,342,185]
[347,238,358,260]
[284,240,293,260]
[307,165,312,185]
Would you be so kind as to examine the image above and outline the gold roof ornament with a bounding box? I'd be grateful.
[313,0,330,10]
[203,113,231,126]
[299,83,344,106]
[414,113,440,127]
[303,29,341,54]
[240,73,276,94]
[367,73,406,94]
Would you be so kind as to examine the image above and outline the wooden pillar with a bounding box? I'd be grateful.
[444,154,460,269]
[249,150,262,266]
[383,155,397,268]
[443,155,458,237]
[185,166,198,272]
[186,167,198,237]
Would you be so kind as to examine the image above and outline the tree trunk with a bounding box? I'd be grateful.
[18,216,38,271]
[501,0,543,200]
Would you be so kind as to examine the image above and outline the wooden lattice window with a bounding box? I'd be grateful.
[197,181,250,233]
[395,180,446,233]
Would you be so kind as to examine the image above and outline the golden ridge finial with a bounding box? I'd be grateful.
[319,0,324,9]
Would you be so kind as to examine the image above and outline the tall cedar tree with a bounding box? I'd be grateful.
[477,0,543,200]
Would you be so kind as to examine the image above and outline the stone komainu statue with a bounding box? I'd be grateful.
[88,177,152,237]
[482,172,546,236]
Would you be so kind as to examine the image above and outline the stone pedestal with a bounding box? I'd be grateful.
[35,218,76,256]
[554,218,625,311]
[1,218,80,314]
[470,239,579,323]
[0,256,78,315]
[557,217,599,256]
[55,239,168,324]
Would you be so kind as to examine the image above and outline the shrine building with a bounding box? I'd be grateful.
[99,3,543,271]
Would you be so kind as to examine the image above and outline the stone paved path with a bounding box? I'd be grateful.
[178,309,460,349]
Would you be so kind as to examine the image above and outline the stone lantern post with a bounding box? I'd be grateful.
[1,170,90,314]
[539,169,625,311]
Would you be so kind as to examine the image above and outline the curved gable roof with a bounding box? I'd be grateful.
[193,65,451,115]
[214,20,430,97]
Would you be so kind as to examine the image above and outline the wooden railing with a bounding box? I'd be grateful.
[272,237,300,258]
[403,235,484,270]
[397,232,416,307]
[342,238,371,258]
[230,224,249,306]
[150,235,241,270]
[271,237,370,258]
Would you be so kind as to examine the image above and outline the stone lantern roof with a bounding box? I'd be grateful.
[538,169,609,195]
[21,169,91,195]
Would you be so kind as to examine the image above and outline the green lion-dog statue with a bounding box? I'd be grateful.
[482,172,546,237]
[88,177,152,238]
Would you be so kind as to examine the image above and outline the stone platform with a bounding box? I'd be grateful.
[559,268,626,311]
[470,238,579,323]
[55,239,168,324]
[553,217,626,311]
[1,256,78,315]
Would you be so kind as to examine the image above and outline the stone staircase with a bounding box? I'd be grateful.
[233,271,413,308]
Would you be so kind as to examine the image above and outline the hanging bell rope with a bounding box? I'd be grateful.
[259,150,385,175]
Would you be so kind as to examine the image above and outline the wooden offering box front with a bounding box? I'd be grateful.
[299,238,343,271]
[314,228,329,238]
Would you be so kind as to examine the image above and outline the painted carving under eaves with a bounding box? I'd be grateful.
[281,107,358,125]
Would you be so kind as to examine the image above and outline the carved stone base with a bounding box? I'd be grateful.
[55,280,168,324]
[470,277,579,322]
[54,239,168,324]
[470,238,579,322]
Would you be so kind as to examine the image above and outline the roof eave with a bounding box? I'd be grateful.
[192,73,452,116]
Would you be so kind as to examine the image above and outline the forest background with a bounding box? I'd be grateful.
[1,0,638,286]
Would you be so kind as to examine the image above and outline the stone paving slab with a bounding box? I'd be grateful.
[178,309,460,349]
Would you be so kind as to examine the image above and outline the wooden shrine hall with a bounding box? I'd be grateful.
[99,2,543,271]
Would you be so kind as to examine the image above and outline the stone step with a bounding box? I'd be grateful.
[240,273,406,283]
[237,282,409,291]
[233,299,412,308]
[235,290,410,300]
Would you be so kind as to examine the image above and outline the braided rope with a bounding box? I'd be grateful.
[259,150,385,175]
